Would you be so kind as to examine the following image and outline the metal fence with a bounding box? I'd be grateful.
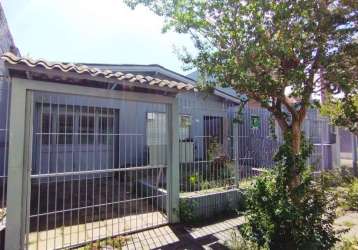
[236,107,281,181]
[178,92,237,196]
[27,92,171,249]
[304,113,336,172]
[177,97,336,197]
[3,79,177,250]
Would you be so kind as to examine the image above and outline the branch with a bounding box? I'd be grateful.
[249,92,289,132]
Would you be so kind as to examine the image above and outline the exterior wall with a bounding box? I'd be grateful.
[237,107,336,170]
[237,107,278,169]
[0,3,18,246]
[32,90,234,174]
[178,92,235,161]
[32,92,168,174]
[340,128,353,154]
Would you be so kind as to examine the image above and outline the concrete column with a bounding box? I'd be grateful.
[167,97,180,223]
[5,80,32,250]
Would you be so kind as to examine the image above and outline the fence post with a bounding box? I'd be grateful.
[5,80,31,250]
[333,127,341,169]
[167,97,180,223]
[353,135,358,177]
[233,122,239,187]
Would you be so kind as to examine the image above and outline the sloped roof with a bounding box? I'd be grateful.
[186,70,242,103]
[1,52,196,92]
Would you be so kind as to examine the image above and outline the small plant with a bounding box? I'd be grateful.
[335,236,358,250]
[189,173,199,187]
[320,167,355,189]
[199,180,212,190]
[225,230,261,250]
[107,236,128,249]
[80,236,128,250]
[82,240,102,250]
[342,221,355,229]
[179,199,198,223]
[347,178,358,211]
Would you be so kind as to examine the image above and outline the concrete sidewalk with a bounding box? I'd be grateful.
[118,216,245,250]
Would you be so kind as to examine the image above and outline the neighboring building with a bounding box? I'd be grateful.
[0,2,19,247]
[0,2,19,198]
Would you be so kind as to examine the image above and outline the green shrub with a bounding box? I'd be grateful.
[240,134,338,250]
[347,179,358,211]
[179,199,198,223]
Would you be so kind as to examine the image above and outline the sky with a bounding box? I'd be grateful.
[2,0,196,75]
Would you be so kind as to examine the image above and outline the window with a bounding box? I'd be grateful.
[38,104,118,146]
[40,105,74,145]
[58,112,73,144]
[98,110,115,145]
[179,115,192,141]
[251,115,260,129]
[204,116,223,144]
[79,108,95,145]
[41,112,51,144]
[147,112,167,145]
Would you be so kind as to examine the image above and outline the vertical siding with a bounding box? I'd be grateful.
[178,92,234,161]
[1,3,17,190]
[0,3,18,246]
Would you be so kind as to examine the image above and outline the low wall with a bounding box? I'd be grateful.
[138,179,245,222]
[180,189,244,220]
[137,180,167,212]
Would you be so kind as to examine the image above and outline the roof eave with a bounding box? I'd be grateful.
[5,62,182,94]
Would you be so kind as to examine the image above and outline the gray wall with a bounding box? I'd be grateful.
[31,91,235,174]
[236,107,279,168]
[32,92,169,175]
[340,128,353,153]
[178,92,236,161]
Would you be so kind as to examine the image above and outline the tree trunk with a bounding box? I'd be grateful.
[290,120,302,189]
[292,121,301,155]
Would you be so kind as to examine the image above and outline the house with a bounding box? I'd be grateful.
[0,3,340,248]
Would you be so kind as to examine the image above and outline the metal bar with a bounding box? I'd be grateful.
[30,165,167,178]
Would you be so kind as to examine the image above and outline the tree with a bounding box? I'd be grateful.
[124,0,358,190]
[320,40,358,137]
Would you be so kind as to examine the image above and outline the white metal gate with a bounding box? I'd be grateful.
[25,91,170,249]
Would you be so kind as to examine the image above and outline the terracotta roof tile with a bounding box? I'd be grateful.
[1,52,196,92]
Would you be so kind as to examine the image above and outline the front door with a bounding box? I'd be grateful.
[203,116,223,159]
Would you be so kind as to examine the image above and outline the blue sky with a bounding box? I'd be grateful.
[2,0,196,75]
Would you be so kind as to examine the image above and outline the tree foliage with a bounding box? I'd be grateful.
[320,37,358,136]
[124,0,358,186]
[321,93,358,136]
